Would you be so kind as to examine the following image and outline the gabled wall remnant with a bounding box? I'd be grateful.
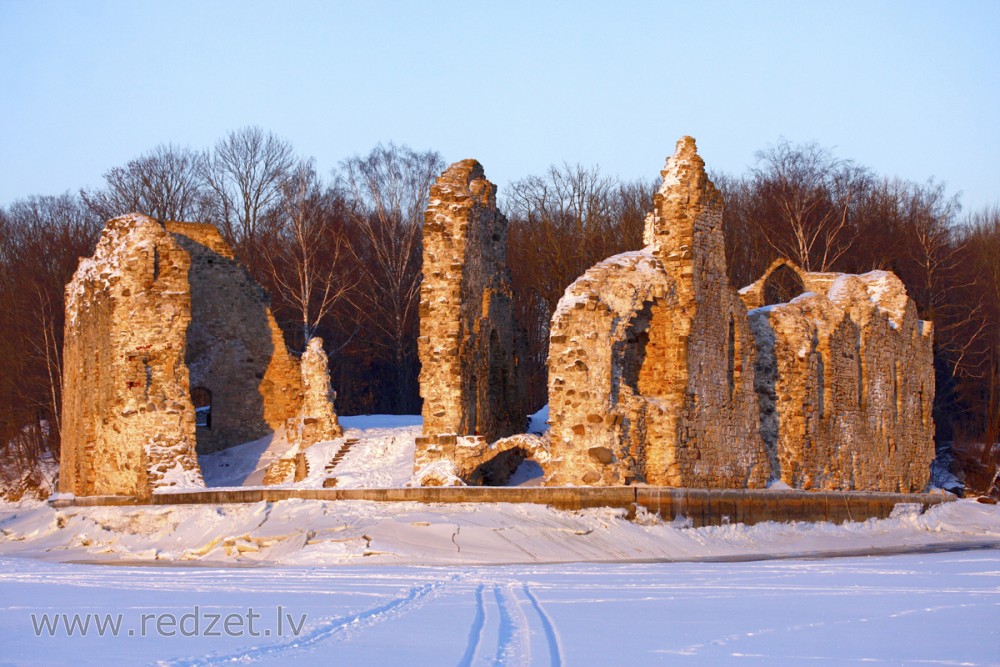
[545,137,934,491]
[416,160,527,478]
[547,138,770,487]
[60,214,341,497]
[165,222,304,454]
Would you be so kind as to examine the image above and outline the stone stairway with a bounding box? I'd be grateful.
[322,438,359,488]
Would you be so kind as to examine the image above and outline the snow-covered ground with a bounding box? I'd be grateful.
[2,495,1000,567]
[2,415,999,664]
[0,551,997,666]
[198,415,422,489]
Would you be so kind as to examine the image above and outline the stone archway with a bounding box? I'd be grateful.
[763,263,807,306]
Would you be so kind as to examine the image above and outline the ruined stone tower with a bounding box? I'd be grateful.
[546,137,770,487]
[416,160,526,469]
[60,213,341,497]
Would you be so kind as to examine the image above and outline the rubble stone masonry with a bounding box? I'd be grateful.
[547,138,770,487]
[741,260,934,491]
[416,160,527,475]
[546,137,934,491]
[61,214,340,497]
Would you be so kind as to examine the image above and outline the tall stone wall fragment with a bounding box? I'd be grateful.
[61,214,343,497]
[61,214,202,497]
[416,160,527,478]
[165,222,304,453]
[547,137,770,487]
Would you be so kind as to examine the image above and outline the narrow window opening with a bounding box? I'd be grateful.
[192,387,212,429]
[152,246,161,281]
[817,355,825,418]
[892,362,899,423]
[857,357,864,410]
[727,315,736,400]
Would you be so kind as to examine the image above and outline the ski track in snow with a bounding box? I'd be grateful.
[158,574,462,666]
[522,583,562,667]
[155,571,566,667]
[457,583,487,667]
[491,583,529,666]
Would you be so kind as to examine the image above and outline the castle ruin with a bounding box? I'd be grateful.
[544,137,935,491]
[60,138,936,498]
[59,213,341,497]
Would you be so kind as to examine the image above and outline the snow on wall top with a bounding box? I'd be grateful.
[552,248,669,323]
[64,212,164,325]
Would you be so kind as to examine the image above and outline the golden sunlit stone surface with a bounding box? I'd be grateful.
[545,137,934,491]
[415,160,528,481]
[60,214,340,497]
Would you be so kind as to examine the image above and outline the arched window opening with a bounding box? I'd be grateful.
[763,264,806,306]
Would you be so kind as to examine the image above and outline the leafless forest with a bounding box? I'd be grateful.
[2,127,997,492]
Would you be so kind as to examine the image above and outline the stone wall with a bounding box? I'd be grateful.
[61,214,341,497]
[742,262,935,491]
[166,222,303,453]
[417,160,526,474]
[61,214,202,497]
[546,137,934,491]
[547,138,770,487]
[286,336,343,448]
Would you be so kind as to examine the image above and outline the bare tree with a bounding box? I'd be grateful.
[80,144,209,221]
[504,164,653,407]
[336,143,444,412]
[504,163,649,313]
[201,126,295,268]
[750,139,871,272]
[716,172,774,288]
[0,194,100,465]
[960,207,1000,459]
[262,161,355,349]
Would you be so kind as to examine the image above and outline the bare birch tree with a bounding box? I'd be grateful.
[336,143,444,412]
[750,140,870,272]
[262,161,355,349]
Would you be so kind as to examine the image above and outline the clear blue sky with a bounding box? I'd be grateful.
[1,0,998,212]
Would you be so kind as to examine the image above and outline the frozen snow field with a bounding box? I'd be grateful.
[0,550,998,666]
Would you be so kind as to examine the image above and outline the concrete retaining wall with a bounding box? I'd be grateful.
[50,487,954,527]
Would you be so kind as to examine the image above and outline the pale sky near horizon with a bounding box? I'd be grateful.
[1,1,998,213]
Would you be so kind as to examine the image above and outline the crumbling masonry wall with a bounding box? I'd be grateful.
[61,214,202,496]
[416,160,527,473]
[61,214,341,497]
[547,138,770,487]
[165,222,304,453]
[741,261,935,491]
